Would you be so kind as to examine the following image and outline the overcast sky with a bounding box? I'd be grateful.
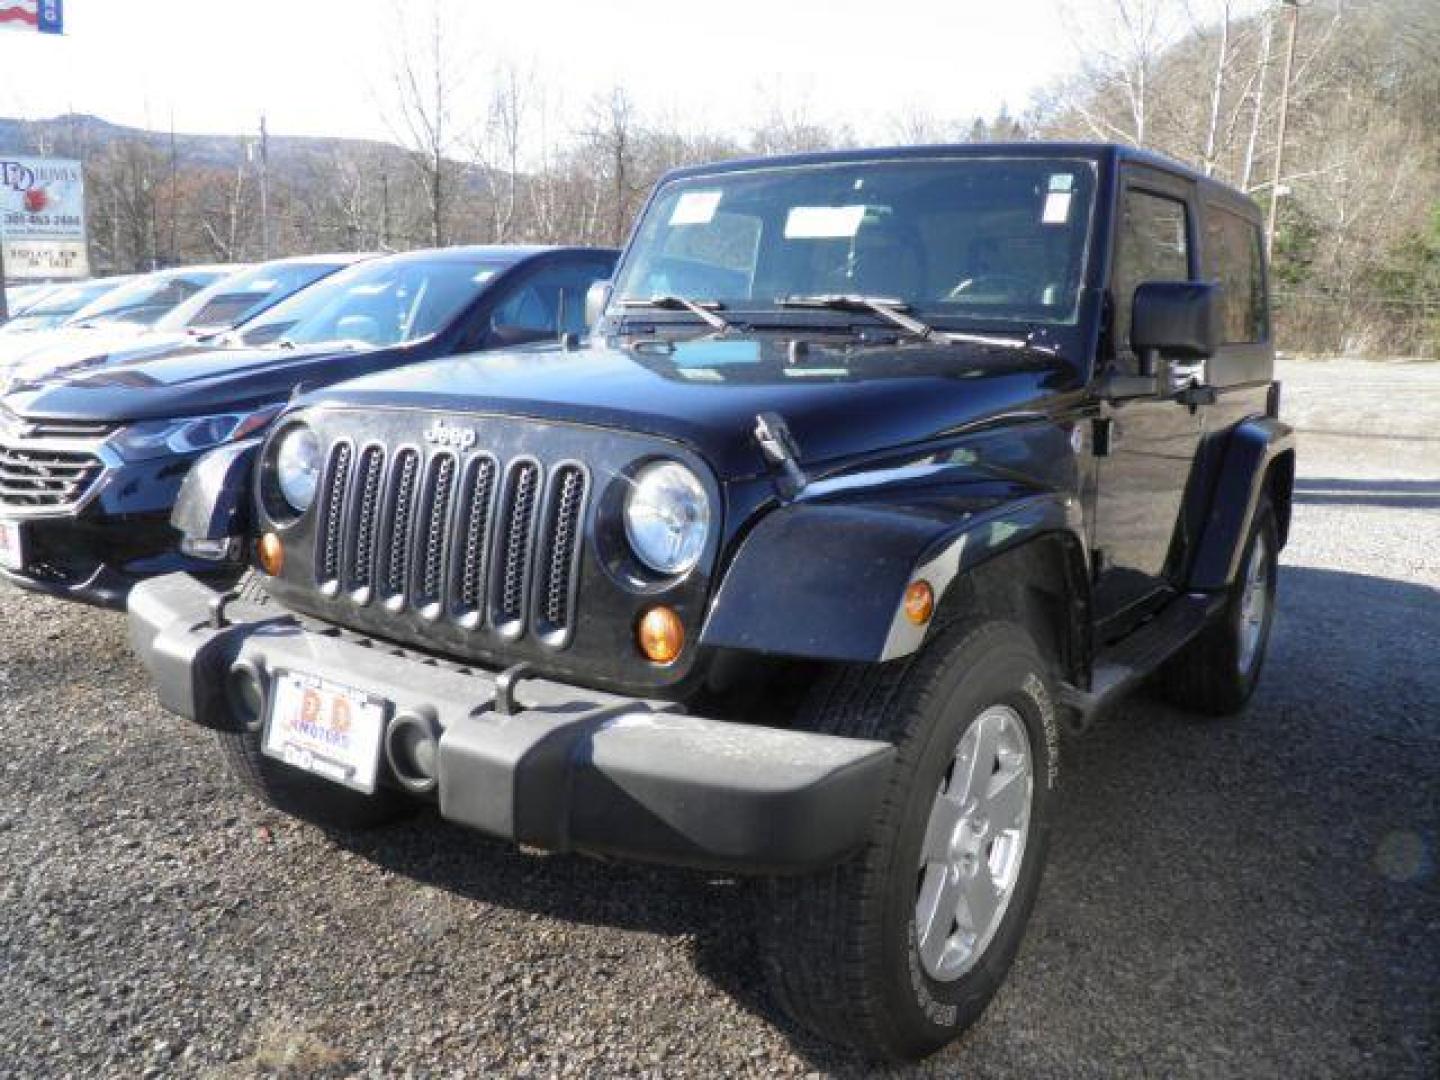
[0,0,1086,147]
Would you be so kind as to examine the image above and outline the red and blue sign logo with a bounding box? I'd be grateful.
[0,1,63,35]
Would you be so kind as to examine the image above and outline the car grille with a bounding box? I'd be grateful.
[314,441,590,645]
[0,443,106,510]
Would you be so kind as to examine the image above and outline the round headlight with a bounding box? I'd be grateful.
[624,461,710,576]
[275,426,320,512]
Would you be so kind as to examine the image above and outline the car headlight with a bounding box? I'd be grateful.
[274,425,321,512]
[624,461,710,575]
[107,406,281,462]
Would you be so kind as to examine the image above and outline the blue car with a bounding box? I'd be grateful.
[0,245,617,606]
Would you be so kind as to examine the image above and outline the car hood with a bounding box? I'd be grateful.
[0,329,208,391]
[2,340,421,423]
[306,335,1076,480]
[0,326,125,371]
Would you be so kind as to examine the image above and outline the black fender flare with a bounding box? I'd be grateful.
[1188,416,1295,591]
[699,491,1090,664]
[170,437,261,546]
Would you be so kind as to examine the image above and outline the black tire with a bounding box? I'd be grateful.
[1157,500,1279,717]
[761,619,1061,1061]
[214,573,412,831]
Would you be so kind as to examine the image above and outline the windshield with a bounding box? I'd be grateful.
[67,270,228,328]
[613,157,1096,329]
[5,285,49,314]
[153,261,345,334]
[0,280,127,332]
[238,257,504,349]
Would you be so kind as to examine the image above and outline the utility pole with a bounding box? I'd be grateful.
[258,114,271,260]
[168,111,179,266]
[1265,0,1302,262]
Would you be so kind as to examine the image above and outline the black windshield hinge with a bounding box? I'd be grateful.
[754,412,808,503]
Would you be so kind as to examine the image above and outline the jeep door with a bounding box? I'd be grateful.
[1092,166,1209,634]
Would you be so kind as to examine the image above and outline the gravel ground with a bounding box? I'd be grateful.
[1,358,1436,1078]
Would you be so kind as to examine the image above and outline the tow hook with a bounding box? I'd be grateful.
[494,662,535,716]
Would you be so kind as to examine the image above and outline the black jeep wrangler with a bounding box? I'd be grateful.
[127,143,1293,1061]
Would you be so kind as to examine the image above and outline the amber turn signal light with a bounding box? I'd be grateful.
[903,580,935,625]
[638,606,685,665]
[257,532,285,577]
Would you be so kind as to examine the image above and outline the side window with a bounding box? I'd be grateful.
[1203,207,1268,343]
[1112,189,1191,360]
[490,261,611,339]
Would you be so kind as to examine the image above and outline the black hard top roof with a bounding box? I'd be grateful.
[661,141,1261,220]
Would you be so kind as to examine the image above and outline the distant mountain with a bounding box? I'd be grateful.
[0,112,423,179]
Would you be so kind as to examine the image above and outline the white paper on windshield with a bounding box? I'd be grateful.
[1042,192,1073,225]
[1048,172,1075,192]
[784,205,867,240]
[247,278,280,291]
[670,191,723,226]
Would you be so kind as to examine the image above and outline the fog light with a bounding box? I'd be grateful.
[638,606,685,665]
[257,532,284,576]
[904,580,935,625]
[226,662,266,732]
[385,712,440,793]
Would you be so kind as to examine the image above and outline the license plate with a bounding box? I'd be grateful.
[262,671,389,794]
[0,519,24,572]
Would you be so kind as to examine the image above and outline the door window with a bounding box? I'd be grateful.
[490,261,611,339]
[1113,189,1191,360]
[1203,207,1268,343]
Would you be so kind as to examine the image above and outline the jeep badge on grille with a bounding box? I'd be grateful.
[423,420,478,452]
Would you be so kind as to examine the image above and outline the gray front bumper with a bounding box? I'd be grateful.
[128,574,895,875]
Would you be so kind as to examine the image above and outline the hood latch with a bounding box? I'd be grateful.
[753,412,808,503]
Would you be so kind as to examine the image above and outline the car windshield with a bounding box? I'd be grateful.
[153,261,346,334]
[612,157,1097,330]
[238,257,504,349]
[0,280,127,332]
[67,270,227,328]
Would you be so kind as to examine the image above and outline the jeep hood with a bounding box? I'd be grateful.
[306,336,1075,480]
[2,340,424,424]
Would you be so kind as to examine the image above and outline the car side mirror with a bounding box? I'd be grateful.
[1131,281,1219,374]
[584,280,613,332]
[1102,281,1220,402]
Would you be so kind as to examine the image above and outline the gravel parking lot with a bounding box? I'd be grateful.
[1,358,1436,1078]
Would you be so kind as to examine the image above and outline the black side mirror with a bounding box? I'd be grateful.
[1131,281,1219,373]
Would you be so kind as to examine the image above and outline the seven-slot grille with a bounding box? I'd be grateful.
[0,443,106,510]
[315,440,589,644]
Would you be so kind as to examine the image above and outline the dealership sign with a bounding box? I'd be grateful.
[0,1,64,35]
[1,157,88,278]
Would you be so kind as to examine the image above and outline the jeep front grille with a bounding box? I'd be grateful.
[540,465,587,634]
[0,444,106,510]
[314,441,588,644]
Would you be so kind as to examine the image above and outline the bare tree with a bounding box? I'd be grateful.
[381,0,471,247]
[474,62,532,243]
[585,88,640,247]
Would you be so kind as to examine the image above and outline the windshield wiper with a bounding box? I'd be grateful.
[619,294,730,331]
[777,294,1034,351]
[778,294,938,340]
